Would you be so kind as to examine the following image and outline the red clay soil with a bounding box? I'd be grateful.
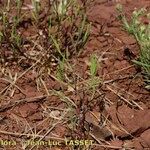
[0,0,150,150]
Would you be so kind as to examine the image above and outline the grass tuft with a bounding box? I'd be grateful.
[117,4,150,89]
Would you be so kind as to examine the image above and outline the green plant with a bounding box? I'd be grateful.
[48,0,90,58]
[56,57,65,81]
[0,8,22,54]
[53,0,68,18]
[0,32,3,42]
[117,5,150,89]
[49,34,65,58]
[0,0,90,78]
[90,54,98,77]
[1,11,9,33]
[87,54,101,96]
[10,16,22,53]
[16,0,22,20]
[31,0,40,22]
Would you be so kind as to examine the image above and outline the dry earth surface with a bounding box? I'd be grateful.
[0,0,150,150]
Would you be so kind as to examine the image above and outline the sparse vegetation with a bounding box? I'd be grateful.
[0,0,90,67]
[0,1,149,150]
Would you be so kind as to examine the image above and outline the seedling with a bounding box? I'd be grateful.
[90,54,98,77]
[88,54,101,94]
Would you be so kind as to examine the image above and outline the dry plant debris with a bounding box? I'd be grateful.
[0,0,150,150]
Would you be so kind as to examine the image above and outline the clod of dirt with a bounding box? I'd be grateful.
[53,82,67,91]
[18,103,38,118]
[120,34,136,45]
[28,103,39,110]
[29,112,43,121]
[109,138,123,148]
[85,111,112,141]
[140,129,150,147]
[132,138,144,150]
[114,60,129,70]
[87,5,115,23]
[108,105,150,138]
